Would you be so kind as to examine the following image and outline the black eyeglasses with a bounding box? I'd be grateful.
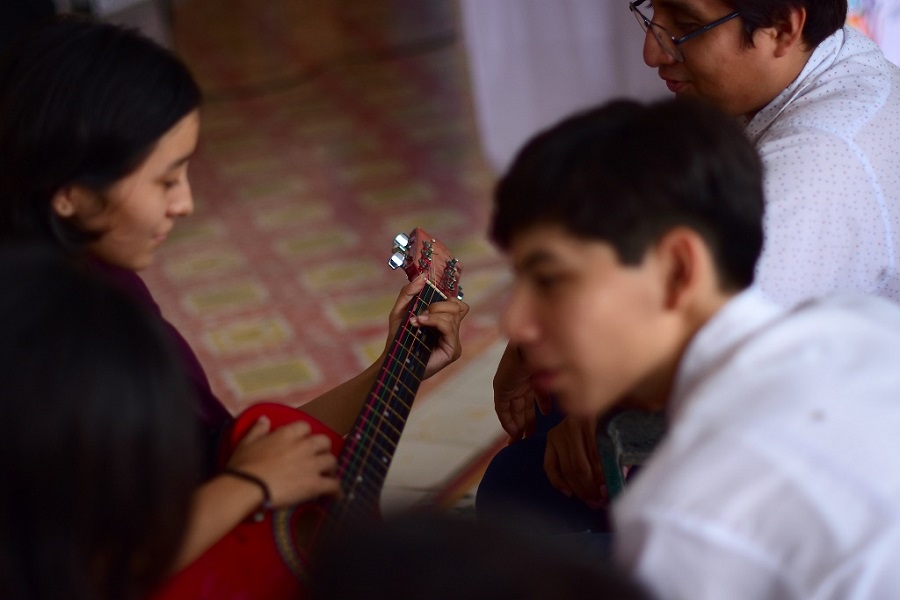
[629,0,741,63]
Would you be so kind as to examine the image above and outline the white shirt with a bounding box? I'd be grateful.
[747,26,900,307]
[613,290,900,600]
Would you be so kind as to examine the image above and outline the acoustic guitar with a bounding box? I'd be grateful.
[152,228,462,599]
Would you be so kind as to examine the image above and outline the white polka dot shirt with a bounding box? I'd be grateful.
[746,26,900,308]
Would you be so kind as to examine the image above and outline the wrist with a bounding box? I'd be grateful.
[222,467,273,520]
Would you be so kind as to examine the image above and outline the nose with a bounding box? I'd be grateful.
[169,180,194,218]
[501,284,540,346]
[642,29,675,68]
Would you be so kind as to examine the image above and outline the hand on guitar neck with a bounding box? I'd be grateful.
[297,270,468,436]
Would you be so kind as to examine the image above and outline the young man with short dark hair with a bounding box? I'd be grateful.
[492,97,900,599]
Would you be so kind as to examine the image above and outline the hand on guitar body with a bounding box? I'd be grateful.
[226,417,341,508]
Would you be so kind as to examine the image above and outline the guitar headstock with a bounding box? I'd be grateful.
[388,227,463,300]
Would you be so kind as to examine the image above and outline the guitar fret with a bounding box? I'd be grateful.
[340,465,386,502]
[342,429,399,462]
[373,375,415,405]
[354,402,405,439]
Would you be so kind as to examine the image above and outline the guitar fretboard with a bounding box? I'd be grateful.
[325,281,446,533]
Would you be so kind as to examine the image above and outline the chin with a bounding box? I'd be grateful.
[114,255,154,272]
[134,257,155,270]
[555,393,610,419]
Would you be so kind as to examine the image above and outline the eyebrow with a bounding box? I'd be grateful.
[514,249,560,273]
[653,0,707,22]
[165,152,195,172]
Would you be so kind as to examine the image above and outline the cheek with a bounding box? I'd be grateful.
[566,291,657,402]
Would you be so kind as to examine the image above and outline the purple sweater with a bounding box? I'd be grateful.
[90,259,233,443]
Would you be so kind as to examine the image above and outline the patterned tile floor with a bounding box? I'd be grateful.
[139,0,508,510]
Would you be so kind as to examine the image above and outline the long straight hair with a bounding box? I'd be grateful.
[0,244,201,599]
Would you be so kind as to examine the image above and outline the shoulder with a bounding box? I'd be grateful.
[620,295,900,523]
[765,29,900,142]
[614,296,900,594]
[88,259,162,315]
[714,296,900,405]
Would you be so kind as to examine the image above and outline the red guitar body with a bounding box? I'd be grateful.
[153,403,344,599]
[151,228,461,600]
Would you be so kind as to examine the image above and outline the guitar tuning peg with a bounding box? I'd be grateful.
[456,286,464,301]
[388,251,407,270]
[393,232,410,251]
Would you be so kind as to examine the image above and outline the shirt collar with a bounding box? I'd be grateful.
[742,27,846,141]
[668,288,784,422]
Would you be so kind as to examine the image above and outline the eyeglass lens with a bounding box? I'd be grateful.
[631,3,684,62]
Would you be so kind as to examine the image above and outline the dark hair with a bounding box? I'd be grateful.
[0,15,201,252]
[309,512,654,600]
[725,0,847,49]
[490,97,764,292]
[0,243,201,600]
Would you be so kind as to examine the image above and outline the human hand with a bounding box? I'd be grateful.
[544,415,607,509]
[386,273,470,379]
[226,416,341,508]
[493,342,554,443]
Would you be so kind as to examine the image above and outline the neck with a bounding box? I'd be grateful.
[632,286,737,412]
[743,46,814,122]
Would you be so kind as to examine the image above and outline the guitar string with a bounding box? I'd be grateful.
[336,294,436,497]
[339,289,434,455]
[329,267,450,523]
[330,284,442,519]
[339,283,441,451]
[327,307,432,524]
[349,308,444,440]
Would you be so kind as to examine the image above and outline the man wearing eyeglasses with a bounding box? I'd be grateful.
[631,0,900,306]
[478,0,900,571]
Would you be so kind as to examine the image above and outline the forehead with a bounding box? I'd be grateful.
[508,225,619,271]
[652,0,732,18]
[142,111,199,166]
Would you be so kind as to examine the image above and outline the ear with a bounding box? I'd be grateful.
[51,185,98,220]
[771,7,807,57]
[651,227,716,312]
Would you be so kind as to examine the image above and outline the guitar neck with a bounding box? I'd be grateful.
[326,281,446,531]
